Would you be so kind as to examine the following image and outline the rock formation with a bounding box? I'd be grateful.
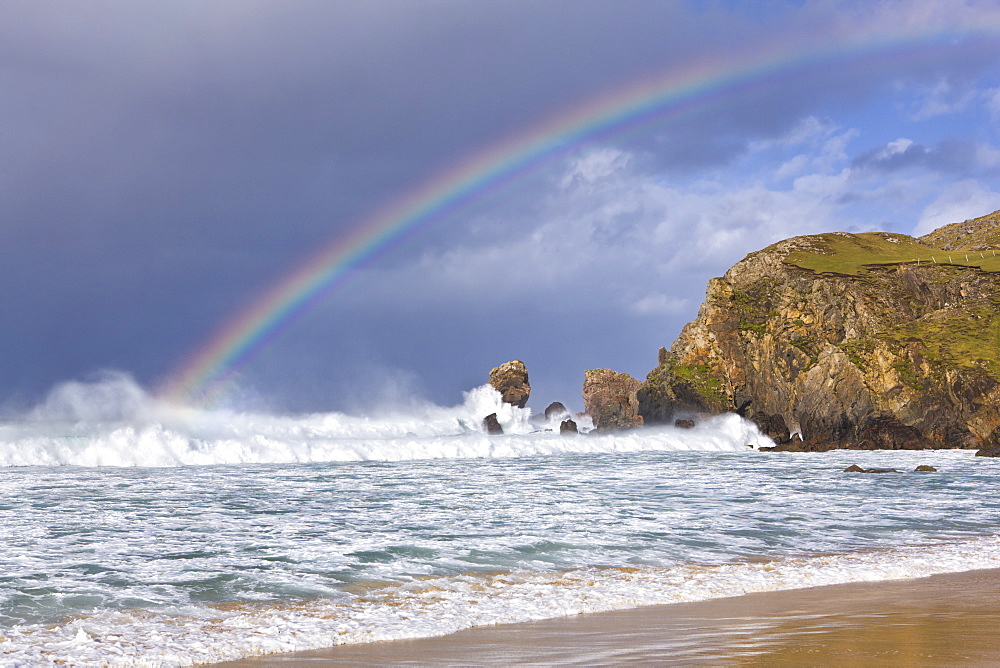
[844,464,899,473]
[749,411,790,444]
[544,402,570,421]
[489,360,530,408]
[483,413,503,435]
[582,369,643,430]
[638,210,1000,450]
[560,419,578,434]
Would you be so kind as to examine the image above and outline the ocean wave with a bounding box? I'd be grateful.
[0,375,769,467]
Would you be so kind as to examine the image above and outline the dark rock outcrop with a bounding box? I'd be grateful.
[855,414,935,450]
[545,402,570,421]
[975,447,1000,457]
[760,440,836,452]
[489,361,530,408]
[582,369,643,431]
[749,411,791,445]
[483,413,503,435]
[560,419,578,434]
[674,419,695,429]
[638,210,1000,451]
[844,464,899,473]
[915,465,937,472]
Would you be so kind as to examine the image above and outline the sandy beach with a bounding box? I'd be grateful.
[210,567,1000,666]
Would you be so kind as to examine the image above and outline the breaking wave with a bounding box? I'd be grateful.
[0,374,771,467]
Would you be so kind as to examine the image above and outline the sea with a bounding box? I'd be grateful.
[1,374,999,666]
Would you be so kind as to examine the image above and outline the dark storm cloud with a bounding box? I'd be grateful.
[0,1,771,396]
[1,0,999,409]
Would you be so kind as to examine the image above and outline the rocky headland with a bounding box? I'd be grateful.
[636,210,1000,452]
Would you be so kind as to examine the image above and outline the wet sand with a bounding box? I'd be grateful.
[210,568,1000,666]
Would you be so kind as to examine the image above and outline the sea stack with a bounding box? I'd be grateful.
[582,369,643,431]
[488,360,531,408]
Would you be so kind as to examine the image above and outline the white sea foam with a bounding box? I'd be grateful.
[3,536,1000,666]
[3,375,995,666]
[0,375,768,467]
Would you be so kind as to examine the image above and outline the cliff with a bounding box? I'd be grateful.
[638,210,1000,450]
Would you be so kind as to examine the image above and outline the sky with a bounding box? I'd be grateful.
[2,0,1000,415]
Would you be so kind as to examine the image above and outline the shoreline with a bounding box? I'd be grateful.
[209,567,1000,666]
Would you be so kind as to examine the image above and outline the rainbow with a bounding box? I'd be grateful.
[159,27,999,406]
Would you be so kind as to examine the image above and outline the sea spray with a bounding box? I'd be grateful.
[0,375,769,467]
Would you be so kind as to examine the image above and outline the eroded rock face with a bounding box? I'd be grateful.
[639,211,1000,450]
[749,411,790,445]
[560,419,578,434]
[582,369,643,431]
[489,361,530,408]
[855,414,934,450]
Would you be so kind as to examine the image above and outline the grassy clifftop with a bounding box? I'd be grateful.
[783,214,1000,276]
[780,218,1000,382]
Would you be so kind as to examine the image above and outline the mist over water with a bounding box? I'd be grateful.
[0,373,769,467]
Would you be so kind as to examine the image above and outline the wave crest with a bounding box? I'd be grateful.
[0,374,769,466]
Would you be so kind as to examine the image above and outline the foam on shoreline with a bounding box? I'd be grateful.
[3,537,1000,665]
[211,567,1000,666]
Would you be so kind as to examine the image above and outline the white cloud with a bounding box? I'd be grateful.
[558,148,631,189]
[753,120,858,182]
[774,154,810,181]
[879,138,915,158]
[910,79,978,121]
[345,122,999,324]
[986,87,1000,119]
[977,143,1000,168]
[749,116,838,152]
[630,294,690,316]
[914,181,1000,235]
[832,0,1000,41]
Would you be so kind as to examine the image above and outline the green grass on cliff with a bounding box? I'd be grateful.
[779,227,1000,383]
[783,232,1000,276]
[896,306,1000,377]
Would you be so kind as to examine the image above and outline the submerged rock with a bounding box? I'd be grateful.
[975,446,1000,457]
[482,413,503,435]
[914,465,937,472]
[489,360,530,408]
[674,419,695,429]
[843,464,899,473]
